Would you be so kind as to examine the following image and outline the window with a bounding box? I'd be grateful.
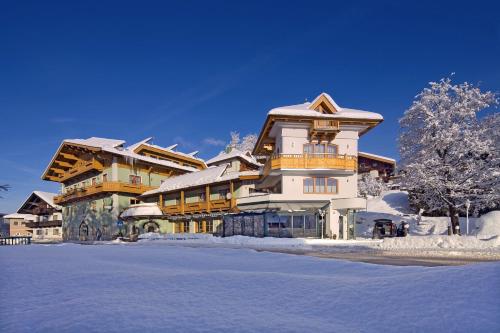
[45,229,48,235]
[199,192,206,202]
[303,178,314,193]
[315,144,325,154]
[130,199,140,205]
[53,229,60,235]
[102,174,108,182]
[129,175,141,185]
[13,221,18,226]
[304,177,338,194]
[183,221,190,233]
[304,144,314,155]
[36,230,42,235]
[91,177,97,186]
[327,144,337,155]
[315,177,326,193]
[218,189,228,200]
[206,220,214,233]
[303,143,338,155]
[327,178,338,193]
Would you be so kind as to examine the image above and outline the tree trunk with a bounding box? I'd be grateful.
[449,205,461,235]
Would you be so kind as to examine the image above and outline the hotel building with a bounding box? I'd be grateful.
[42,137,205,241]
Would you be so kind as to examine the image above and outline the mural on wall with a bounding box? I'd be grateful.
[64,197,119,241]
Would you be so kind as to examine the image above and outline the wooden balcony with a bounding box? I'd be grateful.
[312,119,339,132]
[54,181,157,205]
[161,198,232,216]
[264,154,357,176]
[184,202,208,213]
[58,159,104,182]
[210,199,231,210]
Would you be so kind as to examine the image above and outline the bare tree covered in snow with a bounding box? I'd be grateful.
[358,174,386,197]
[226,132,258,153]
[0,184,10,199]
[399,77,499,234]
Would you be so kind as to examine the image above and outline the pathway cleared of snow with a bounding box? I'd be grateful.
[1,243,499,333]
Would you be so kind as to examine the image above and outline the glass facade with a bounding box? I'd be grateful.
[223,212,321,238]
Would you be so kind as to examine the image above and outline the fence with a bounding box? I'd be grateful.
[0,236,32,245]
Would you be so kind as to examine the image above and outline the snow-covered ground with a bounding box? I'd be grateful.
[1,243,499,333]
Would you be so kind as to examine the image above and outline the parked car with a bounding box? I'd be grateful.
[372,219,397,239]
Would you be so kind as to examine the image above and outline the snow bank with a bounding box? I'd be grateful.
[378,235,499,251]
[138,232,380,250]
[475,211,500,237]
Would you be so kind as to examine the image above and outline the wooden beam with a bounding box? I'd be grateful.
[54,160,74,168]
[159,194,163,208]
[51,168,66,174]
[206,185,211,213]
[229,181,235,209]
[180,190,185,214]
[60,152,78,161]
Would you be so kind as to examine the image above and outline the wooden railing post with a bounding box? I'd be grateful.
[206,185,211,213]
[229,181,235,209]
[180,190,185,214]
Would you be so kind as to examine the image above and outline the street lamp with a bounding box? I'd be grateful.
[465,199,471,235]
[318,209,325,239]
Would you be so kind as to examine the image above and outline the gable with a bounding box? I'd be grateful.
[308,93,338,114]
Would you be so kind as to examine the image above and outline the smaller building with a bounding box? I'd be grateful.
[358,151,396,182]
[6,191,63,242]
[4,213,36,237]
[0,213,9,237]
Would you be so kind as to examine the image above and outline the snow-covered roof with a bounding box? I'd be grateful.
[206,149,262,167]
[358,151,396,164]
[130,138,205,163]
[268,93,383,121]
[120,203,163,218]
[32,191,60,209]
[4,213,36,220]
[51,137,200,174]
[142,165,260,196]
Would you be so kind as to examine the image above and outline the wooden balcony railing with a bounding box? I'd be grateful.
[54,181,157,205]
[312,119,339,132]
[264,154,357,176]
[58,158,104,182]
[161,198,232,216]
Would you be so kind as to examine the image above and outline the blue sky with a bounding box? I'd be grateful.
[1,0,499,212]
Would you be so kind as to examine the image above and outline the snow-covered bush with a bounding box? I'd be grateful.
[399,76,499,234]
[358,174,387,197]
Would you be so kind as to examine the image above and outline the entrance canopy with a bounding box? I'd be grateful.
[120,203,163,220]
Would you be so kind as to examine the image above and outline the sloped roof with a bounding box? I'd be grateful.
[206,149,262,167]
[141,165,260,196]
[17,191,62,214]
[129,138,205,163]
[268,92,383,121]
[358,151,396,164]
[43,137,199,180]
[4,213,36,220]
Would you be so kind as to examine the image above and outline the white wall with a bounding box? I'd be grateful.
[272,122,359,157]
[281,174,357,199]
